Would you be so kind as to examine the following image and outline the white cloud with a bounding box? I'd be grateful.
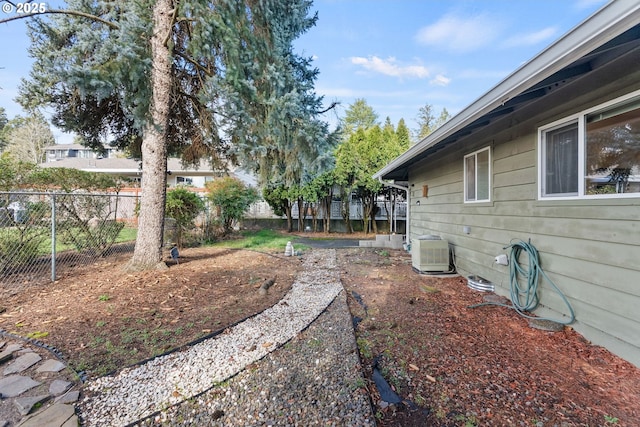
[350,56,430,79]
[415,13,503,53]
[430,74,451,86]
[502,27,558,48]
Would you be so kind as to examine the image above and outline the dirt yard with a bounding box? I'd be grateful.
[0,247,301,377]
[338,247,640,427]
[1,239,639,426]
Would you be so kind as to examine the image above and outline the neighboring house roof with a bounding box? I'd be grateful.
[375,1,640,181]
[44,143,88,151]
[40,157,219,176]
[43,143,117,152]
[41,157,141,174]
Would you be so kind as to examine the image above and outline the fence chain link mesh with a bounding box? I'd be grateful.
[0,192,138,288]
[1,191,407,288]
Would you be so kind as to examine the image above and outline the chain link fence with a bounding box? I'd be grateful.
[0,191,138,288]
[1,190,408,287]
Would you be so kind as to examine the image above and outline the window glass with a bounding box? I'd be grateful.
[543,123,578,196]
[465,155,476,201]
[477,149,490,200]
[464,147,490,202]
[586,104,640,195]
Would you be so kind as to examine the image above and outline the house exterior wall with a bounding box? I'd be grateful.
[407,72,640,366]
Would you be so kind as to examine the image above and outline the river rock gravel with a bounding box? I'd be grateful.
[135,290,375,427]
[77,249,375,426]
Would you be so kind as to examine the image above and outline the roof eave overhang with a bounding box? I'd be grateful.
[374,0,640,182]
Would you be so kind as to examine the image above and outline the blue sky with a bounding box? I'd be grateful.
[0,0,608,144]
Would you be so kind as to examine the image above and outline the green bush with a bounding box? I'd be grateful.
[165,187,205,247]
[206,177,259,235]
[0,228,46,271]
[58,219,125,256]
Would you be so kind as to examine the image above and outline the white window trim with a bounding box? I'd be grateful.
[538,89,640,200]
[538,117,581,199]
[176,176,194,185]
[463,146,491,203]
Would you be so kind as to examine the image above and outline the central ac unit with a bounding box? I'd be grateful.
[412,235,450,272]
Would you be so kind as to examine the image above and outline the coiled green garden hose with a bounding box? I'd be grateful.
[471,239,575,325]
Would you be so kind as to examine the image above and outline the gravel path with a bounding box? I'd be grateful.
[77,249,375,426]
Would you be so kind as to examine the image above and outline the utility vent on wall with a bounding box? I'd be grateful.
[412,235,450,273]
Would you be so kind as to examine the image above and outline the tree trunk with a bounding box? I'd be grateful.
[362,202,370,234]
[322,192,332,233]
[372,211,378,233]
[361,192,376,235]
[311,203,318,232]
[127,0,172,271]
[285,203,293,232]
[297,198,304,232]
[371,195,378,234]
[342,189,353,234]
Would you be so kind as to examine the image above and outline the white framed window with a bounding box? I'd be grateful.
[464,146,491,203]
[539,90,640,199]
[176,176,193,185]
[540,120,579,197]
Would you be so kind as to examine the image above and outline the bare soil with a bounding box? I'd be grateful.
[1,237,639,426]
[338,247,640,427]
[0,246,301,377]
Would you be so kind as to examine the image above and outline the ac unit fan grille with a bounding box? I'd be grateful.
[421,247,449,264]
[412,238,450,272]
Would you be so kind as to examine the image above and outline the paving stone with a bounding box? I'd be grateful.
[0,350,12,364]
[0,341,5,349]
[4,343,23,353]
[61,414,79,427]
[14,394,50,416]
[0,344,23,365]
[17,403,75,427]
[1,420,10,427]
[55,390,80,404]
[0,375,41,398]
[36,359,66,373]
[49,379,72,396]
[3,352,42,375]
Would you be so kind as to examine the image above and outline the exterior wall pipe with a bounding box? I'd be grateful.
[377,177,410,244]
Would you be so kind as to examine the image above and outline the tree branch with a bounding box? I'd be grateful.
[175,51,214,78]
[162,5,179,47]
[0,9,119,29]
[315,101,339,115]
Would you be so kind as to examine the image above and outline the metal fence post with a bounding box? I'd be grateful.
[51,193,56,282]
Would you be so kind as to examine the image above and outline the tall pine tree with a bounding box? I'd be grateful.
[396,118,411,150]
[340,98,378,136]
[14,0,331,270]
